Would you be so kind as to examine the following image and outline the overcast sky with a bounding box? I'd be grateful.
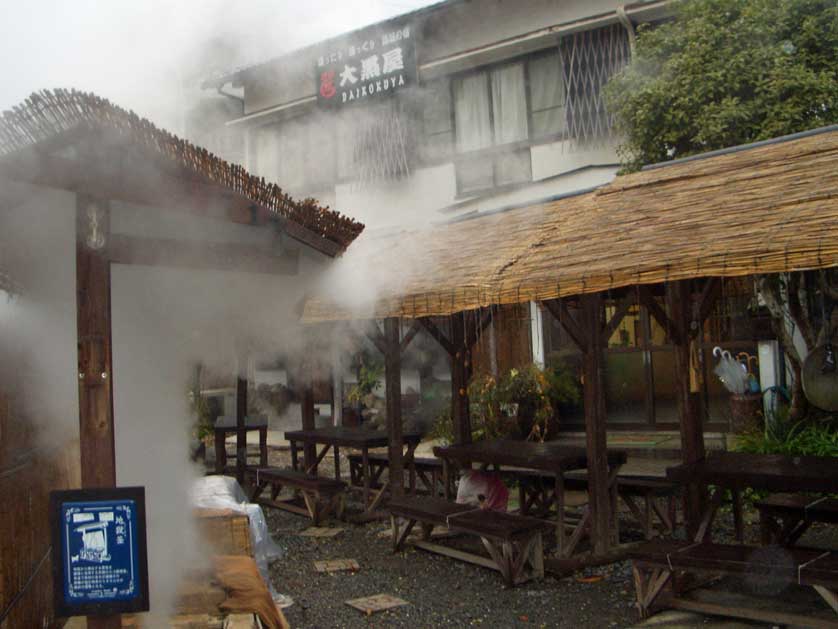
[0,0,437,130]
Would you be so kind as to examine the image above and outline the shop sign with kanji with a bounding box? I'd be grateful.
[316,21,417,108]
[50,486,149,616]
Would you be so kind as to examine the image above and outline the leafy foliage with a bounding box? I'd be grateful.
[605,0,838,170]
[430,362,581,444]
[733,417,838,457]
[346,359,383,404]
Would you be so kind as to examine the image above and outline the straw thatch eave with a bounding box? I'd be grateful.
[303,126,838,322]
[0,90,364,254]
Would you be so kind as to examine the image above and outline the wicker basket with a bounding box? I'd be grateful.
[729,393,763,434]
[194,508,252,557]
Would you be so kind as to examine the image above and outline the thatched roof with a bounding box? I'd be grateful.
[0,90,364,253]
[303,125,838,321]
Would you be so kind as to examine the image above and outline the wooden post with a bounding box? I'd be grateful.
[581,293,611,555]
[235,375,247,484]
[384,318,404,498]
[76,194,120,629]
[666,281,706,537]
[301,362,317,472]
[450,315,471,445]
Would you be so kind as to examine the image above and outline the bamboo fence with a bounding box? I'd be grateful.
[303,127,838,321]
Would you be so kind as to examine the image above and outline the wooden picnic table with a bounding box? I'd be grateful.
[284,426,422,514]
[667,451,838,542]
[433,439,627,557]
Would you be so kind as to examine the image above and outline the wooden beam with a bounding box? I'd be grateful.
[0,143,343,258]
[603,295,635,344]
[639,286,682,345]
[450,314,472,445]
[399,320,422,353]
[384,318,404,499]
[580,293,611,556]
[75,194,121,629]
[696,277,722,335]
[542,299,588,353]
[466,307,496,350]
[366,324,388,356]
[107,234,299,275]
[666,280,705,538]
[418,318,455,357]
[235,376,247,485]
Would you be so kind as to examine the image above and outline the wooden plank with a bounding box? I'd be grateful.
[384,317,404,500]
[412,540,499,571]
[581,293,610,555]
[670,592,838,629]
[345,594,408,614]
[107,234,299,275]
[76,196,120,629]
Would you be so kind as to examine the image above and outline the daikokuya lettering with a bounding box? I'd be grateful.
[316,22,416,108]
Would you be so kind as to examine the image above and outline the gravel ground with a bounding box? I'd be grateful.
[249,446,837,628]
[265,505,638,629]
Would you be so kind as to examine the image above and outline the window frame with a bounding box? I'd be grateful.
[443,46,574,196]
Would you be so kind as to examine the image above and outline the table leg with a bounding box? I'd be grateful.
[555,473,566,557]
[694,487,724,543]
[290,440,298,471]
[731,488,744,543]
[443,459,451,500]
[333,445,341,481]
[259,427,268,467]
[362,448,371,508]
[608,465,621,546]
[215,429,226,474]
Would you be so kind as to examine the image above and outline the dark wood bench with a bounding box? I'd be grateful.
[756,494,838,546]
[388,496,546,586]
[348,452,452,497]
[517,470,679,539]
[246,467,346,525]
[629,540,838,624]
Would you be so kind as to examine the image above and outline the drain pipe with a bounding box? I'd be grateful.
[616,5,637,52]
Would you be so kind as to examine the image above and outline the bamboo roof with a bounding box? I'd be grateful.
[0,90,364,252]
[303,126,838,322]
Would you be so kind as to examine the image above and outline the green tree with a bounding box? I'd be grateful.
[606,0,838,171]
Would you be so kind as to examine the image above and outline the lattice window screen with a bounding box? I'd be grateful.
[561,24,631,145]
[348,100,413,187]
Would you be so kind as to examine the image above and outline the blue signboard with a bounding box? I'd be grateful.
[51,487,149,617]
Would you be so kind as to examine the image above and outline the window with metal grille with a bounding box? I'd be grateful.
[438,23,629,195]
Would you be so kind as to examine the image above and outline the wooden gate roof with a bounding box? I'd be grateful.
[0,90,364,255]
[303,125,838,321]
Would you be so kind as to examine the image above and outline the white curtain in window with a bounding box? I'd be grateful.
[529,51,566,137]
[491,63,528,144]
[453,72,492,152]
